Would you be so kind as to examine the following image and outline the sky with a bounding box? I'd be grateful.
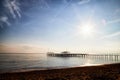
[0,0,120,53]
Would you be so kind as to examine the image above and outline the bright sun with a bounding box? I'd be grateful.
[81,24,93,35]
[78,22,95,37]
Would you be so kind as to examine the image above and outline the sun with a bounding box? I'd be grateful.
[81,24,93,35]
[78,22,95,37]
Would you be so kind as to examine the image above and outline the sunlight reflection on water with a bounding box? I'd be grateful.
[0,53,120,73]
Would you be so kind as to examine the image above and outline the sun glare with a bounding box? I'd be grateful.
[78,22,95,37]
[81,25,93,35]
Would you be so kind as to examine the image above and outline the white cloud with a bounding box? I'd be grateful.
[107,18,120,24]
[101,18,120,26]
[4,0,21,19]
[0,16,11,26]
[114,8,120,15]
[39,0,49,8]
[101,31,120,39]
[63,0,68,4]
[78,0,90,5]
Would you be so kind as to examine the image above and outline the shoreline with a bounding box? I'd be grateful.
[0,63,120,80]
[0,63,117,74]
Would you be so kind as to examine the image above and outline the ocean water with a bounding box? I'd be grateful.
[0,53,120,73]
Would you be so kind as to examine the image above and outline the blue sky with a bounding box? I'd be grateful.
[0,0,120,53]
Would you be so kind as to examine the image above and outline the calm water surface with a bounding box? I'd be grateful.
[0,53,120,73]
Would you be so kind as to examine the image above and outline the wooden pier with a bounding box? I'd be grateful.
[47,53,120,61]
[47,53,88,57]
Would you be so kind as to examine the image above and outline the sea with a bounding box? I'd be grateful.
[0,53,120,73]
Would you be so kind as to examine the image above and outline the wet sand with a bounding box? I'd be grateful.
[0,63,120,80]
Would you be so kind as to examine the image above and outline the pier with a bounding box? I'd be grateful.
[47,52,120,61]
[47,53,88,57]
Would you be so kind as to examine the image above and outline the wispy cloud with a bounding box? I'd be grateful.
[101,31,120,39]
[101,18,120,26]
[39,0,49,8]
[107,18,120,24]
[63,0,68,4]
[50,0,72,23]
[0,16,11,27]
[114,8,120,15]
[4,0,21,19]
[0,0,22,28]
[78,0,90,5]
